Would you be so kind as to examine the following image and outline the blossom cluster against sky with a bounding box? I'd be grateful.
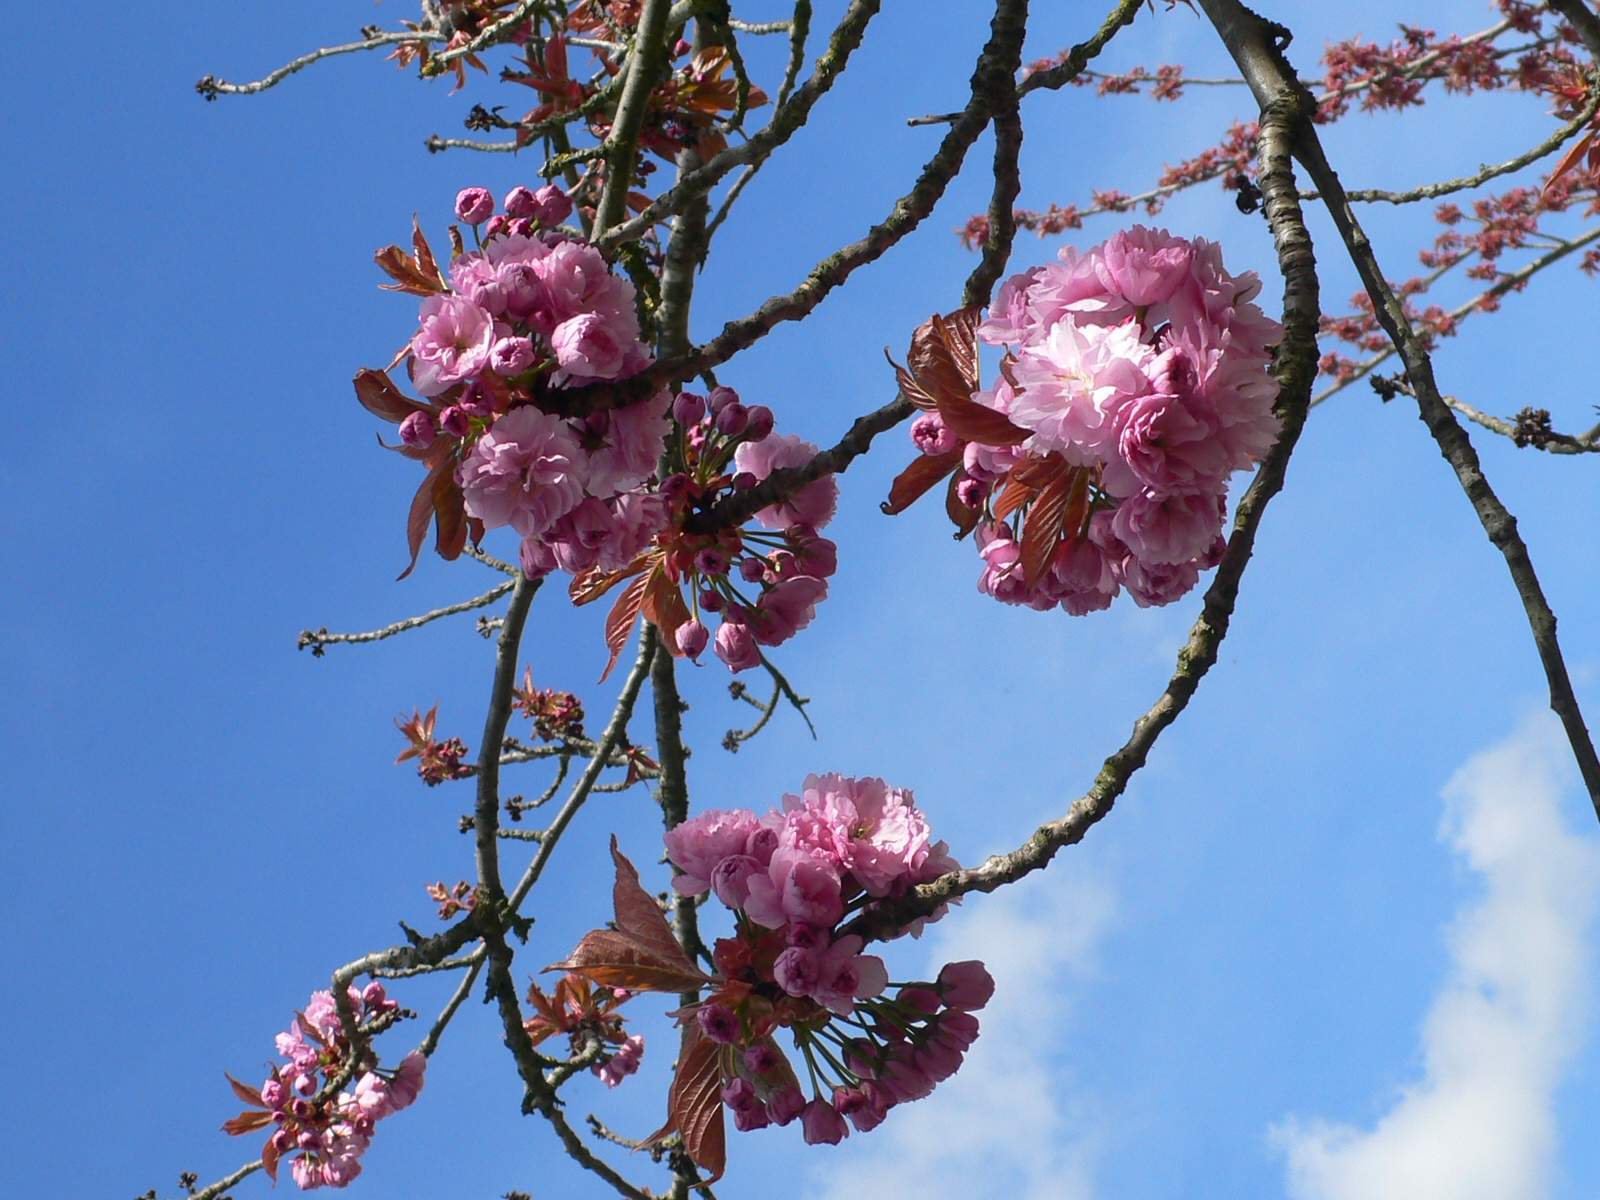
[4,2,1600,1198]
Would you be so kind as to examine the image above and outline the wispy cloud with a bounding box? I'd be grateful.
[808,869,1114,1200]
[1276,715,1600,1200]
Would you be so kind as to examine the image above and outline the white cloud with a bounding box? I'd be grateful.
[808,868,1114,1200]
[1276,714,1600,1200]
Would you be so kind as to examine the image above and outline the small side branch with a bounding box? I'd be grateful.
[298,581,515,654]
[196,30,438,98]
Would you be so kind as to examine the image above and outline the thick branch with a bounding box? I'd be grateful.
[594,0,675,238]
[1199,0,1600,817]
[1550,0,1600,61]
[475,574,543,900]
[849,82,1321,942]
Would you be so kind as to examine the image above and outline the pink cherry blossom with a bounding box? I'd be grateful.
[410,295,495,397]
[733,433,838,531]
[457,406,588,538]
[1109,487,1225,566]
[748,576,829,647]
[663,807,764,895]
[713,619,761,672]
[742,845,844,930]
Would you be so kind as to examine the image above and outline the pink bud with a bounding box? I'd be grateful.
[801,1099,850,1145]
[695,548,730,576]
[695,1003,741,1043]
[490,336,536,376]
[261,1078,287,1109]
[935,1009,981,1049]
[699,588,724,613]
[738,556,766,583]
[744,405,775,440]
[673,391,706,426]
[399,411,437,448]
[766,1086,806,1126]
[675,619,710,661]
[503,185,538,218]
[360,981,388,1009]
[439,406,472,438]
[743,1043,781,1075]
[956,476,988,509]
[937,960,994,1011]
[911,411,958,456]
[661,472,693,501]
[707,385,740,415]
[714,620,760,672]
[896,986,941,1015]
[455,187,495,225]
[530,183,573,225]
[673,37,691,55]
[715,402,749,436]
[484,213,510,239]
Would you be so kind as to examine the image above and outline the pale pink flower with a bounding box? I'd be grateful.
[1110,487,1225,566]
[1007,319,1154,463]
[664,808,764,895]
[733,433,838,531]
[410,295,495,397]
[1117,554,1202,608]
[584,390,670,498]
[748,576,828,647]
[534,241,634,329]
[1094,225,1196,306]
[457,406,588,538]
[743,846,844,930]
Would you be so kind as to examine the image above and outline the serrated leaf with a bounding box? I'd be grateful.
[881,450,961,516]
[354,368,430,424]
[375,244,448,295]
[992,473,1035,523]
[1545,127,1598,195]
[225,1073,265,1109]
[571,555,649,606]
[641,566,691,650]
[598,571,650,683]
[411,215,444,291]
[547,839,714,992]
[221,1110,273,1136]
[938,390,1031,445]
[1019,465,1082,588]
[648,1023,727,1184]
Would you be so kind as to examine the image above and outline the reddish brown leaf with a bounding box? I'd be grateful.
[881,450,961,516]
[411,215,444,291]
[547,839,714,992]
[431,469,468,562]
[938,389,1031,445]
[354,368,430,424]
[886,350,938,410]
[399,460,449,581]
[641,565,692,649]
[571,555,649,606]
[221,1110,273,1136]
[907,312,974,407]
[1019,465,1082,588]
[945,469,982,540]
[375,244,448,295]
[598,570,650,683]
[225,1072,264,1109]
[935,307,982,393]
[650,1023,728,1184]
[992,473,1035,523]
[262,1135,281,1182]
[1545,127,1597,195]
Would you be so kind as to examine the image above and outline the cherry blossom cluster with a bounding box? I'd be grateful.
[663,774,987,1144]
[651,386,839,673]
[223,985,424,1190]
[939,226,1282,612]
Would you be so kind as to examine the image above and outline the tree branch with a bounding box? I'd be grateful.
[1198,0,1600,817]
[848,74,1323,943]
[297,581,515,654]
[475,573,543,901]
[593,0,675,238]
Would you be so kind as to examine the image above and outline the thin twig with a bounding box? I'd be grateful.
[1016,0,1144,97]
[426,135,521,153]
[297,581,514,654]
[195,30,439,98]
[419,953,486,1056]
[184,1160,264,1200]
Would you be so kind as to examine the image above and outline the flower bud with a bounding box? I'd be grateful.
[695,1003,741,1043]
[490,336,536,376]
[455,186,495,226]
[715,402,749,436]
[661,472,693,502]
[744,404,775,440]
[360,981,388,1009]
[956,476,988,509]
[695,548,730,577]
[800,1099,850,1145]
[484,214,509,239]
[699,589,724,613]
[738,556,766,584]
[439,406,472,438]
[937,960,995,1011]
[707,385,740,415]
[530,183,574,226]
[714,620,760,672]
[261,1078,287,1109]
[675,619,710,661]
[399,411,437,448]
[503,185,538,218]
[911,411,958,456]
[673,391,706,426]
[743,1043,781,1075]
[766,1086,806,1126]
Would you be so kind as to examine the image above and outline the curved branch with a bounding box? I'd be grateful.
[1199,0,1600,817]
[849,82,1323,944]
[195,30,438,98]
[475,573,543,900]
[297,581,514,654]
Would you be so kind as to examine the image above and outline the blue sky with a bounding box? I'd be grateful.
[5,2,1600,1198]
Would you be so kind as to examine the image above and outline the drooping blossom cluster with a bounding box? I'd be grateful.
[223,985,424,1190]
[522,973,645,1088]
[661,777,982,1148]
[889,227,1281,612]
